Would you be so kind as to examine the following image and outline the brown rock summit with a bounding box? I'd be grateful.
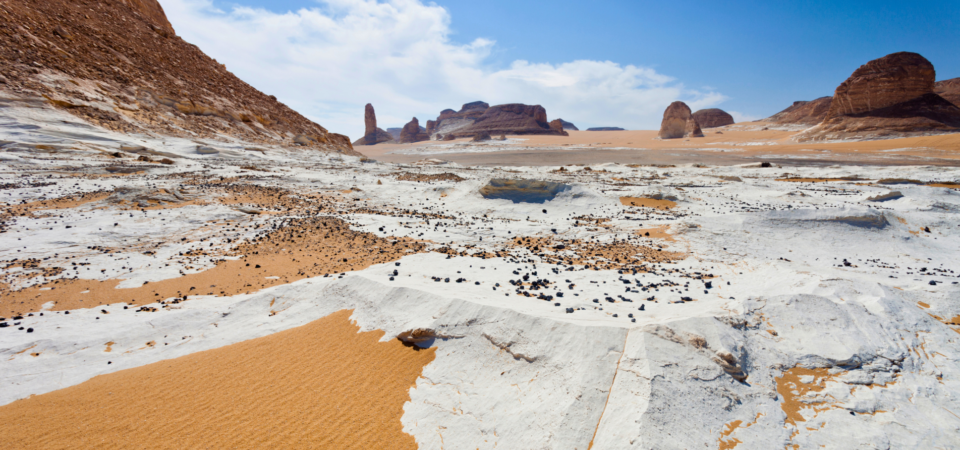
[798,52,960,141]
[935,78,960,107]
[658,101,703,139]
[352,104,394,145]
[399,118,430,143]
[764,97,833,125]
[549,119,570,136]
[451,104,566,138]
[691,109,735,128]
[0,0,354,154]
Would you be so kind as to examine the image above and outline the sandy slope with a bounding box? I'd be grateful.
[0,309,433,449]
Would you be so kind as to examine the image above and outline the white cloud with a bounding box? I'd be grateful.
[162,0,729,139]
[728,111,762,123]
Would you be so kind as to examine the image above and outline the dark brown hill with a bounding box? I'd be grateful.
[0,0,354,153]
[935,78,960,107]
[764,97,833,125]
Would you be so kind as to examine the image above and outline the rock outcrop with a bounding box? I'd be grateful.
[471,131,492,142]
[447,104,566,138]
[764,97,833,125]
[587,127,625,131]
[557,119,579,131]
[549,119,570,136]
[685,117,704,137]
[0,0,355,154]
[399,118,430,143]
[352,104,395,146]
[692,109,735,128]
[432,101,491,137]
[658,101,702,139]
[797,52,960,141]
[935,78,960,107]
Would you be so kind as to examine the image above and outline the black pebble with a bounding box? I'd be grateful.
[26,328,33,333]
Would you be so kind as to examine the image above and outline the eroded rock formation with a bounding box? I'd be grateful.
[557,119,579,131]
[428,102,566,139]
[352,103,395,146]
[764,97,833,125]
[659,101,702,139]
[549,119,570,136]
[692,109,735,128]
[0,0,355,154]
[935,78,960,107]
[798,52,960,141]
[399,117,430,143]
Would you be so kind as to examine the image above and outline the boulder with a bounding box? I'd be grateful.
[685,117,704,137]
[442,134,455,141]
[797,52,960,141]
[658,101,694,139]
[557,119,579,131]
[472,131,492,142]
[399,117,430,143]
[935,77,960,107]
[691,109,735,128]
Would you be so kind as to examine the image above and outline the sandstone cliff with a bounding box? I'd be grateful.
[399,117,430,143]
[935,78,960,107]
[691,108,735,128]
[797,52,960,141]
[764,97,833,125]
[446,104,566,138]
[0,0,355,154]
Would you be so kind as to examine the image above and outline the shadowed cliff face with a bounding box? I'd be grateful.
[0,0,355,154]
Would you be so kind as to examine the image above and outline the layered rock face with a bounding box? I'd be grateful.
[658,101,703,139]
[557,119,579,131]
[764,97,833,125]
[352,103,395,146]
[450,104,565,138]
[399,118,430,143]
[0,0,354,154]
[433,101,490,136]
[935,78,960,107]
[798,52,960,141]
[691,109,735,128]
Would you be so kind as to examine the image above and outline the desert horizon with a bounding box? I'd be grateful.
[2,1,960,449]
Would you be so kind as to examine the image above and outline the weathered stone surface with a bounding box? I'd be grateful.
[764,97,833,125]
[433,102,491,136]
[426,120,437,136]
[685,117,704,138]
[691,109,734,128]
[471,131,492,142]
[352,104,395,145]
[658,101,693,139]
[935,77,960,107]
[0,0,355,154]
[364,103,376,136]
[557,119,579,131]
[451,104,565,138]
[829,52,935,117]
[399,117,430,143]
[549,119,570,136]
[798,52,960,141]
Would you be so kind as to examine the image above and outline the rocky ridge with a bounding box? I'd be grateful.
[798,52,960,141]
[691,108,735,128]
[0,0,354,154]
[935,77,960,107]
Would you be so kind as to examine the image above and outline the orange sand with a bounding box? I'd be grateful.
[0,310,435,449]
[635,226,675,241]
[775,367,838,426]
[620,197,677,210]
[1,216,426,317]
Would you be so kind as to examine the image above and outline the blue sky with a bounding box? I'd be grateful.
[162,0,960,138]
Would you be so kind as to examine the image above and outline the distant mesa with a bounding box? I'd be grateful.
[428,101,567,139]
[935,77,960,108]
[557,119,579,131]
[797,52,960,141]
[658,101,703,139]
[764,97,833,125]
[586,127,625,131]
[399,117,430,143]
[352,103,395,146]
[691,109,735,128]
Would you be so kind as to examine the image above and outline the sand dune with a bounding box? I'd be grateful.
[0,310,434,449]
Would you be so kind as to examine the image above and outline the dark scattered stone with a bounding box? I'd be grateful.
[26,328,34,333]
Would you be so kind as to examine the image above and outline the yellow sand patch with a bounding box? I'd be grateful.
[635,226,675,241]
[0,310,434,450]
[620,197,676,210]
